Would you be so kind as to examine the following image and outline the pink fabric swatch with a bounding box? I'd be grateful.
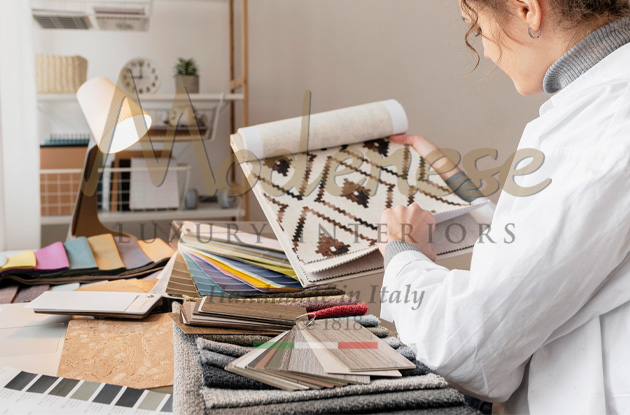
[34,241,70,271]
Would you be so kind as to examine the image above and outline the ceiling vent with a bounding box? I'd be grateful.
[31,1,152,32]
[32,9,92,30]
[94,7,149,31]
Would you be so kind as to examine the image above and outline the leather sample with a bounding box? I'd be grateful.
[87,234,125,272]
[115,237,153,270]
[63,237,98,272]
[137,239,175,263]
[33,242,69,272]
[0,252,36,274]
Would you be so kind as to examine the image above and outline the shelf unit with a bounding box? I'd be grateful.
[36,0,251,227]
[41,200,244,226]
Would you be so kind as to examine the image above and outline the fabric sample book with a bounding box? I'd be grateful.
[231,100,488,287]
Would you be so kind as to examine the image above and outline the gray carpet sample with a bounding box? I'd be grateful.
[197,338,252,358]
[206,388,465,415]
[202,374,449,410]
[382,336,402,349]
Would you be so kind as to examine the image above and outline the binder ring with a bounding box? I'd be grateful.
[295,312,316,327]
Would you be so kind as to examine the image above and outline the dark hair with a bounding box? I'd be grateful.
[462,0,630,67]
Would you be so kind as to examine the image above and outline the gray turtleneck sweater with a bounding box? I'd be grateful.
[383,16,630,269]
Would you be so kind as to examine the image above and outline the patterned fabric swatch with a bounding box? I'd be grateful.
[250,138,472,273]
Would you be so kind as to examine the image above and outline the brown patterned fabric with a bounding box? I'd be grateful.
[251,138,472,274]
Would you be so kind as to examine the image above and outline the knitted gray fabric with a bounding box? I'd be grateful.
[205,389,465,415]
[382,336,402,349]
[445,171,484,203]
[322,314,381,328]
[384,240,423,270]
[543,16,630,93]
[196,337,253,358]
[202,374,449,410]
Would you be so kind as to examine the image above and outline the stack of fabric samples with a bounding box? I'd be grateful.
[178,297,308,334]
[0,234,174,304]
[225,320,416,391]
[168,223,303,298]
[172,301,480,415]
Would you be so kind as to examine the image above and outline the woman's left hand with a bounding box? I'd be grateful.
[377,204,437,261]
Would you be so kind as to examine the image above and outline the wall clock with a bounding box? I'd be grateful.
[121,57,161,94]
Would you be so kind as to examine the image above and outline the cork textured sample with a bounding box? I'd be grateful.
[57,313,173,389]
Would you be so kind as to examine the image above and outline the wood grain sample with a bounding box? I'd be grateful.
[75,279,158,293]
[298,320,415,372]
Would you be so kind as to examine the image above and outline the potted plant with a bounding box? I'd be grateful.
[174,57,199,93]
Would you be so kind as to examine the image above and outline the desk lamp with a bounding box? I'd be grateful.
[69,77,152,238]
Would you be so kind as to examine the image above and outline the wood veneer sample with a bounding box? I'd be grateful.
[58,313,173,389]
[298,320,415,372]
[75,279,158,293]
[168,312,277,336]
[199,296,307,322]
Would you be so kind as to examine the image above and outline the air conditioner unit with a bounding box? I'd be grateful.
[31,0,152,32]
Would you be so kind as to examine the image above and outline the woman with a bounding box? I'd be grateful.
[377,0,630,413]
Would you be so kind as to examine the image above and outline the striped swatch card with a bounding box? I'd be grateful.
[0,367,172,413]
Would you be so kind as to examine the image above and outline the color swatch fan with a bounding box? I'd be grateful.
[175,222,303,297]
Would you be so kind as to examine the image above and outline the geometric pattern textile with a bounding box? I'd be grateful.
[251,138,472,273]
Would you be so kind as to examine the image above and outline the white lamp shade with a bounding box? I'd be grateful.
[76,77,151,154]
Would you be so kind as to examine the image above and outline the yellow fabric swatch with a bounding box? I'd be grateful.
[0,251,37,272]
[137,239,175,263]
[87,234,125,271]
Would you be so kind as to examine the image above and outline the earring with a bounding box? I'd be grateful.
[528,27,542,39]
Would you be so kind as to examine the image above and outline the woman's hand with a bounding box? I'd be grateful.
[377,204,437,261]
[389,135,460,181]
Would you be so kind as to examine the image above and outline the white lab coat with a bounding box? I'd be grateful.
[380,43,630,414]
